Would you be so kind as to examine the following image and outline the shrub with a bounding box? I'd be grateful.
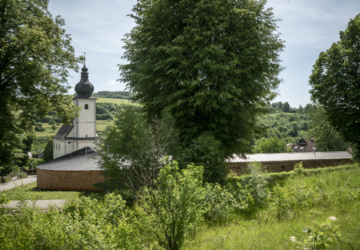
[135,161,205,250]
[179,132,227,184]
[34,126,45,132]
[43,137,53,162]
[202,183,237,225]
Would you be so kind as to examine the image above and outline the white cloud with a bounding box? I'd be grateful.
[107,80,118,85]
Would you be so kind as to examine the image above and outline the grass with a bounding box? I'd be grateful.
[96,120,113,132]
[184,167,360,249]
[1,182,82,200]
[96,97,138,106]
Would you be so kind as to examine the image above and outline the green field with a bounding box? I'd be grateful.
[96,97,138,106]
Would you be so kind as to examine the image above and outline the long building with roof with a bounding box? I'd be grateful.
[227,151,353,174]
[36,148,354,191]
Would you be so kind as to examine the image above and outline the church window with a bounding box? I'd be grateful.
[85,104,89,109]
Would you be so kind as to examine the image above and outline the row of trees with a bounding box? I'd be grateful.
[93,91,132,99]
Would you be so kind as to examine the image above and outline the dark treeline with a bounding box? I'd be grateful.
[269,101,315,114]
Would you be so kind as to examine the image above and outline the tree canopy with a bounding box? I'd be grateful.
[120,0,284,157]
[309,13,360,160]
[307,106,348,152]
[253,137,292,153]
[0,0,79,166]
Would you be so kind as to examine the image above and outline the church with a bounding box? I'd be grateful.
[53,61,101,159]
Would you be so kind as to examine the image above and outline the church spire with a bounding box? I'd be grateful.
[74,52,94,98]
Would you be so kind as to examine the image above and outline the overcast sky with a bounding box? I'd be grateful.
[48,0,360,108]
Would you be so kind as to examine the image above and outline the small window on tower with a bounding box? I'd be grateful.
[85,104,89,109]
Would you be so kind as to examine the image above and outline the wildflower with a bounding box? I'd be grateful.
[290,236,296,242]
[328,216,337,221]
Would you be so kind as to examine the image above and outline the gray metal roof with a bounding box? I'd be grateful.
[37,153,100,171]
[53,124,73,139]
[227,151,352,163]
[37,147,101,171]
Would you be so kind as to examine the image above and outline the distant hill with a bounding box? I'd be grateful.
[93,91,133,99]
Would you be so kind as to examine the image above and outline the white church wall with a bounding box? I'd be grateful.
[53,139,66,159]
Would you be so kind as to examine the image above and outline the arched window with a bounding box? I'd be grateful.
[85,104,89,109]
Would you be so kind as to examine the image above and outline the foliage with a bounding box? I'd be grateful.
[0,0,79,167]
[0,165,17,177]
[225,162,270,216]
[121,0,284,157]
[1,165,360,249]
[179,132,227,184]
[135,161,205,250]
[290,217,354,250]
[309,14,360,160]
[256,112,309,144]
[253,137,293,153]
[98,106,173,201]
[43,137,53,162]
[202,183,238,225]
[307,105,348,151]
[0,194,9,216]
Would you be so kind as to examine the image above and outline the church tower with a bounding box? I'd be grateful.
[53,58,101,159]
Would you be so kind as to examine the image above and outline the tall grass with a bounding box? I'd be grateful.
[184,166,360,249]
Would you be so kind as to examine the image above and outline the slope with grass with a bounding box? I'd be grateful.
[184,165,360,249]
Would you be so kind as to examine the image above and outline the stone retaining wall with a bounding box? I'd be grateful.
[227,158,354,175]
[37,169,105,191]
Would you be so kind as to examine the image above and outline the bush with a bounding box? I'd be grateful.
[43,137,53,162]
[202,183,237,225]
[179,132,227,184]
[18,173,28,179]
[135,161,205,250]
[34,126,45,132]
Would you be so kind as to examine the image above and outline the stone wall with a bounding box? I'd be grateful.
[227,158,354,175]
[37,169,105,191]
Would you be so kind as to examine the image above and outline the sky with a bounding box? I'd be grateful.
[48,0,360,108]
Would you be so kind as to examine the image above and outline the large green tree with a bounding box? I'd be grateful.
[307,106,348,152]
[120,0,284,157]
[0,0,79,166]
[309,14,360,160]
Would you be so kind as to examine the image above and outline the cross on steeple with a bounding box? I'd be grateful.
[83,52,86,67]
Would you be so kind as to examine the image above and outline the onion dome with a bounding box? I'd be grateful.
[75,64,94,98]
